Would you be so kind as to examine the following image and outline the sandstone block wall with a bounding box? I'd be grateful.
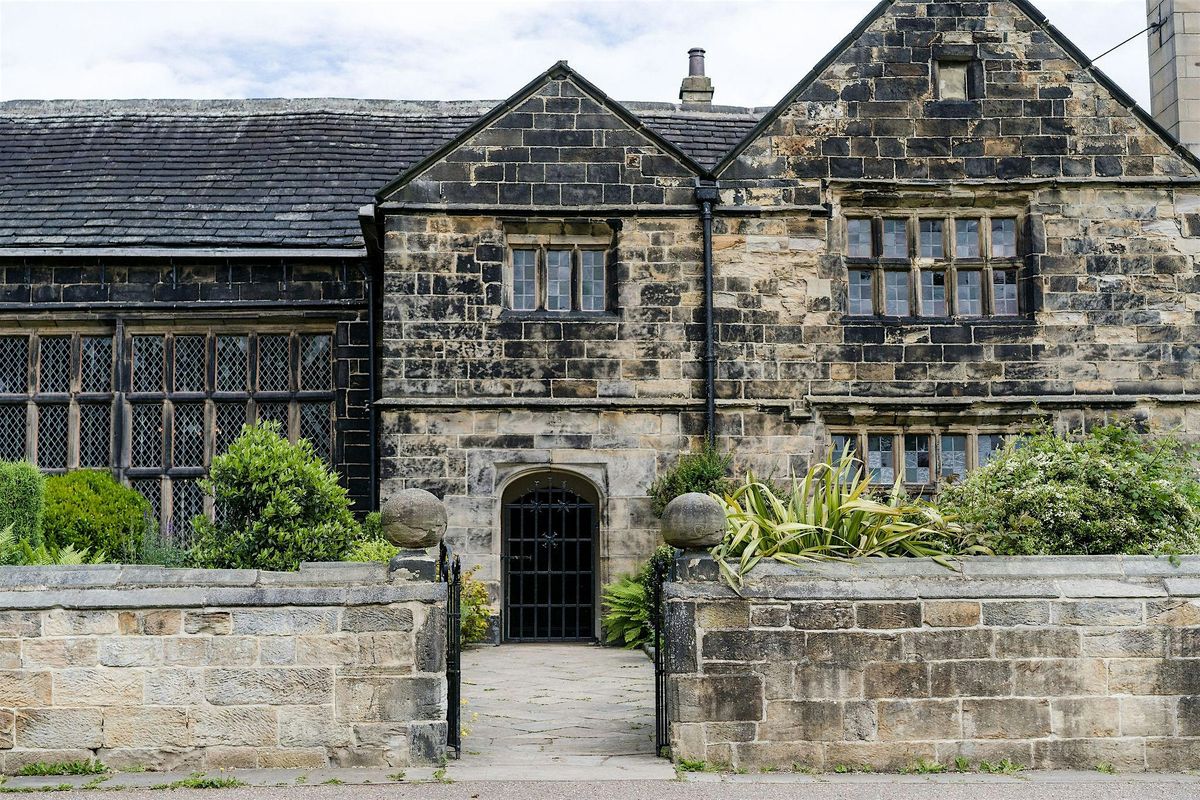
[666,555,1200,772]
[0,563,446,773]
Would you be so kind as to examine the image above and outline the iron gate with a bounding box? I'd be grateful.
[438,542,462,759]
[502,477,597,642]
[650,553,671,758]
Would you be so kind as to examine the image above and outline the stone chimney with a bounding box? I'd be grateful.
[1148,0,1200,154]
[679,48,714,107]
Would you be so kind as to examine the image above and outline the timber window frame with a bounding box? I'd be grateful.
[505,240,610,314]
[843,213,1024,319]
[829,427,1011,491]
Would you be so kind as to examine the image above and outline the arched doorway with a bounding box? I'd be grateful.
[501,472,599,642]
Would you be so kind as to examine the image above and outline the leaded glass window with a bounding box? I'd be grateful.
[884,271,910,316]
[847,270,873,316]
[299,334,332,391]
[37,404,68,470]
[0,337,27,394]
[508,246,611,313]
[904,434,932,485]
[833,429,1013,489]
[978,433,1006,466]
[173,403,205,468]
[131,478,162,523]
[955,219,981,259]
[919,220,943,259]
[215,402,246,455]
[255,401,289,432]
[882,219,908,259]
[38,337,71,394]
[216,336,249,392]
[258,335,291,393]
[130,403,162,468]
[993,269,1019,316]
[941,435,967,481]
[132,336,164,393]
[992,218,1017,258]
[847,219,873,259]
[920,271,947,317]
[957,271,982,317]
[80,337,112,393]
[868,434,895,485]
[545,250,571,312]
[174,335,206,393]
[0,404,26,461]
[78,404,110,468]
[512,250,538,311]
[299,402,331,463]
[171,479,205,547]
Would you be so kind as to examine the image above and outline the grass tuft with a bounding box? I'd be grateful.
[16,762,107,777]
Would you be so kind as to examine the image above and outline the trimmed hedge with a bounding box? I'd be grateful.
[43,470,153,561]
[0,461,45,547]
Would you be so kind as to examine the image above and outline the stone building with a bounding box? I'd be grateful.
[3,0,1200,640]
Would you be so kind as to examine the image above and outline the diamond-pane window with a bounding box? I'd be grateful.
[300,335,332,391]
[0,337,28,394]
[256,401,289,433]
[131,478,162,523]
[78,404,111,468]
[37,404,68,469]
[132,336,165,393]
[173,403,205,468]
[171,479,205,547]
[299,402,331,462]
[215,402,246,455]
[174,335,206,393]
[216,336,248,392]
[0,404,26,461]
[257,335,291,392]
[38,337,71,394]
[130,403,163,468]
[80,337,112,393]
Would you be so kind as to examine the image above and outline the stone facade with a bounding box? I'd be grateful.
[666,555,1200,772]
[0,563,446,772]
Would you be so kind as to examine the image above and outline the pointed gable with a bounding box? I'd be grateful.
[718,0,1200,184]
[377,63,702,207]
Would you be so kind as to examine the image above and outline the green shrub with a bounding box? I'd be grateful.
[43,470,152,561]
[343,537,399,563]
[0,524,100,566]
[711,453,988,589]
[460,566,491,644]
[649,445,734,517]
[602,545,677,649]
[0,461,45,547]
[941,424,1200,556]
[190,422,360,571]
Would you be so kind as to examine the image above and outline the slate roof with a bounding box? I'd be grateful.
[0,99,762,251]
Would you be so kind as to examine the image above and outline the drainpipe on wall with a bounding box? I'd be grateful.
[358,204,383,512]
[695,182,720,447]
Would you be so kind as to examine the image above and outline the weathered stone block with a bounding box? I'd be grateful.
[184,610,232,635]
[99,638,162,667]
[902,629,993,661]
[189,707,278,747]
[278,705,352,748]
[877,699,961,742]
[993,628,1080,659]
[806,631,901,665]
[43,610,117,637]
[0,612,42,639]
[341,606,414,633]
[922,601,980,628]
[789,602,854,630]
[54,668,142,706]
[1014,659,1106,696]
[102,708,190,748]
[822,741,937,773]
[0,710,13,750]
[795,664,862,700]
[701,630,806,661]
[697,602,750,629]
[1120,697,1174,737]
[673,675,763,723]
[202,746,258,771]
[962,698,1051,739]
[763,700,843,741]
[981,601,1050,626]
[855,602,921,630]
[16,708,103,749]
[750,605,789,627]
[143,669,204,706]
[1053,600,1144,626]
[737,741,824,772]
[0,671,51,706]
[231,608,338,636]
[19,638,97,669]
[1082,629,1167,658]
[256,747,329,769]
[204,667,334,706]
[864,662,929,699]
[929,660,1013,697]
[1050,697,1120,738]
[935,740,1034,768]
[335,675,443,723]
[1033,738,1145,771]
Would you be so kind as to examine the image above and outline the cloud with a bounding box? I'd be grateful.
[0,0,1155,109]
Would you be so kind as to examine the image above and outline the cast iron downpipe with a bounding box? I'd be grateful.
[358,204,383,511]
[696,182,720,446]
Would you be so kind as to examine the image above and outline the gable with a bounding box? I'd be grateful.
[718,0,1200,184]
[378,64,701,207]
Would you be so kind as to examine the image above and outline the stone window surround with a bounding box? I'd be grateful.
[828,425,1012,489]
[843,211,1024,320]
[504,233,613,315]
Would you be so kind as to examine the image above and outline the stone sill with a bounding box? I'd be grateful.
[668,553,1200,600]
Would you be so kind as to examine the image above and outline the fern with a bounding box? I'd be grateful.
[0,524,102,566]
[601,576,651,648]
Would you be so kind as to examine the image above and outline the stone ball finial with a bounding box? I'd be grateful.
[380,488,447,549]
[661,492,727,549]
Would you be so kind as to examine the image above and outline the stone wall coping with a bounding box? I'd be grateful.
[667,554,1200,600]
[0,562,447,609]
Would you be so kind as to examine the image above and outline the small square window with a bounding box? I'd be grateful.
[868,434,895,485]
[978,433,1006,466]
[580,251,606,312]
[992,218,1018,258]
[940,435,967,481]
[847,270,874,315]
[884,271,910,316]
[993,269,1019,316]
[831,433,859,461]
[904,434,931,484]
[919,220,944,259]
[882,219,908,259]
[955,219,980,259]
[847,219,873,258]
[512,250,538,311]
[956,271,982,316]
[938,61,969,100]
[920,271,947,317]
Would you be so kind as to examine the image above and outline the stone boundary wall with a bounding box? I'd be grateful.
[0,562,447,773]
[665,555,1200,772]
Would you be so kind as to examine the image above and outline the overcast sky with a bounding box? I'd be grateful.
[0,0,1158,109]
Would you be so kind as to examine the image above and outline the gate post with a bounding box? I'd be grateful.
[380,489,461,759]
[659,493,727,760]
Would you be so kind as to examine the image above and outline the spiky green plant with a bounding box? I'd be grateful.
[601,575,651,648]
[710,453,990,589]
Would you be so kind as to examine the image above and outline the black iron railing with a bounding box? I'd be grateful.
[651,554,671,758]
[439,541,462,759]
